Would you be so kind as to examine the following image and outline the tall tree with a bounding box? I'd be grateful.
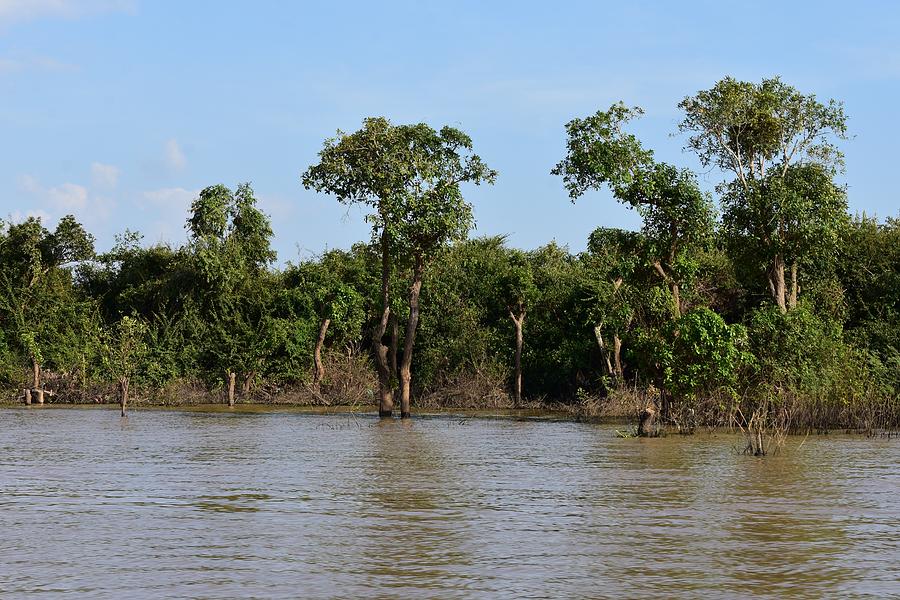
[499,249,538,405]
[0,215,95,393]
[553,102,715,318]
[186,183,276,406]
[678,76,847,311]
[303,117,495,417]
[721,163,848,309]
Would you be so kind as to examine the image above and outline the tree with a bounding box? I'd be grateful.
[524,243,596,398]
[838,214,900,383]
[552,103,715,319]
[413,236,512,401]
[721,163,848,310]
[290,253,365,390]
[303,117,496,417]
[186,183,276,406]
[679,76,848,311]
[582,227,642,382]
[0,215,95,396]
[102,315,148,416]
[499,249,538,405]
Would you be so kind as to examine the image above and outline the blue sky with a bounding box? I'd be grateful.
[2,0,898,263]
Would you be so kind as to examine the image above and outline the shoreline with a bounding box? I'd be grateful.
[4,403,898,437]
[0,401,584,421]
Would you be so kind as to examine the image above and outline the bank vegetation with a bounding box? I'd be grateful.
[2,76,898,434]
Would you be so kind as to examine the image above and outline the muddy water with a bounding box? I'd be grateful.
[0,407,898,598]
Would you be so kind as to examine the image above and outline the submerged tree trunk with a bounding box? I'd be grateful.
[399,255,425,419]
[372,229,394,418]
[510,309,525,406]
[226,370,236,407]
[119,376,129,417]
[789,261,799,310]
[313,318,331,388]
[638,402,658,437]
[770,254,787,313]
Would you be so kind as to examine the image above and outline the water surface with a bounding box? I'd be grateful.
[1,407,898,598]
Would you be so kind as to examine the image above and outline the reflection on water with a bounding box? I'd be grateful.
[0,407,898,598]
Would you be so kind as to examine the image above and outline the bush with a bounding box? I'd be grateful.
[662,307,751,403]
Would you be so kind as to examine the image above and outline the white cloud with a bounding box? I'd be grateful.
[141,186,196,210]
[7,208,52,224]
[0,0,134,26]
[18,174,41,194]
[164,138,187,171]
[91,162,119,188]
[18,174,113,225]
[46,182,89,210]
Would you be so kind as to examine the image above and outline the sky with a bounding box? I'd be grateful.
[1,0,899,263]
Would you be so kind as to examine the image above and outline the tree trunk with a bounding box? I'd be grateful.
[31,357,40,389]
[119,376,129,417]
[613,334,624,381]
[372,229,394,417]
[638,402,659,437]
[510,310,525,406]
[594,326,614,377]
[770,254,787,313]
[789,261,799,310]
[313,318,331,388]
[399,255,424,419]
[389,312,399,397]
[653,261,681,318]
[226,370,236,407]
[242,372,254,395]
[24,388,32,405]
[34,388,44,405]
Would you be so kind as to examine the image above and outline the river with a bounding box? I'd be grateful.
[1,406,898,598]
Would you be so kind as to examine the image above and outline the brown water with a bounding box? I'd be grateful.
[1,407,898,599]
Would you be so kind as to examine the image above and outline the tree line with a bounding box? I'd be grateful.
[1,76,898,430]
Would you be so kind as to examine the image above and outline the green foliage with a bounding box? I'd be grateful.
[0,76,895,432]
[722,163,849,295]
[678,76,847,182]
[0,215,99,386]
[553,103,716,317]
[743,304,880,403]
[302,117,497,261]
[102,315,149,382]
[500,248,539,316]
[680,77,849,311]
[660,308,751,401]
[838,215,900,364]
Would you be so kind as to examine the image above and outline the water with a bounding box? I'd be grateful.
[1,406,898,599]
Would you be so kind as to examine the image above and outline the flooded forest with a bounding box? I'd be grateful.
[3,76,898,439]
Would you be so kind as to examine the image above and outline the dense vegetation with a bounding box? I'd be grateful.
[2,76,898,431]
